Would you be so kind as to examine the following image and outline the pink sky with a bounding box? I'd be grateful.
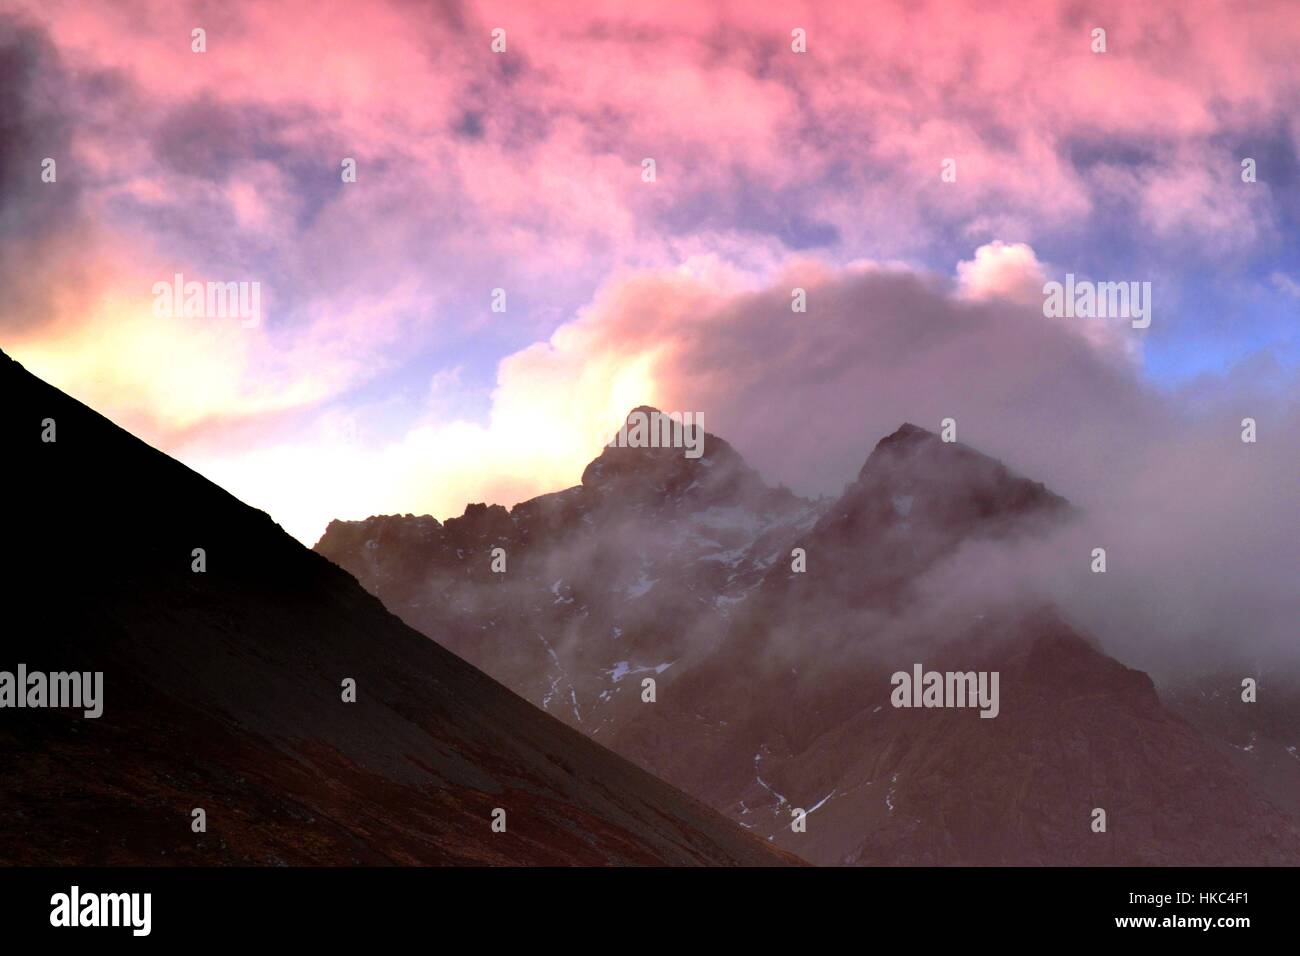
[2,0,1298,542]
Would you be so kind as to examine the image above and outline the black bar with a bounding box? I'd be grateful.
[0,866,1286,943]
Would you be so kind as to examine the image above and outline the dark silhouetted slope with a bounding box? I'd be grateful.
[0,351,794,866]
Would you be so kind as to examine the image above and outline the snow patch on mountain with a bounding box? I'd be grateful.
[606,660,674,683]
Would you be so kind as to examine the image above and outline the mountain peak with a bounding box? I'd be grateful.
[835,424,1069,550]
[575,407,809,517]
[873,421,939,453]
[783,423,1072,605]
